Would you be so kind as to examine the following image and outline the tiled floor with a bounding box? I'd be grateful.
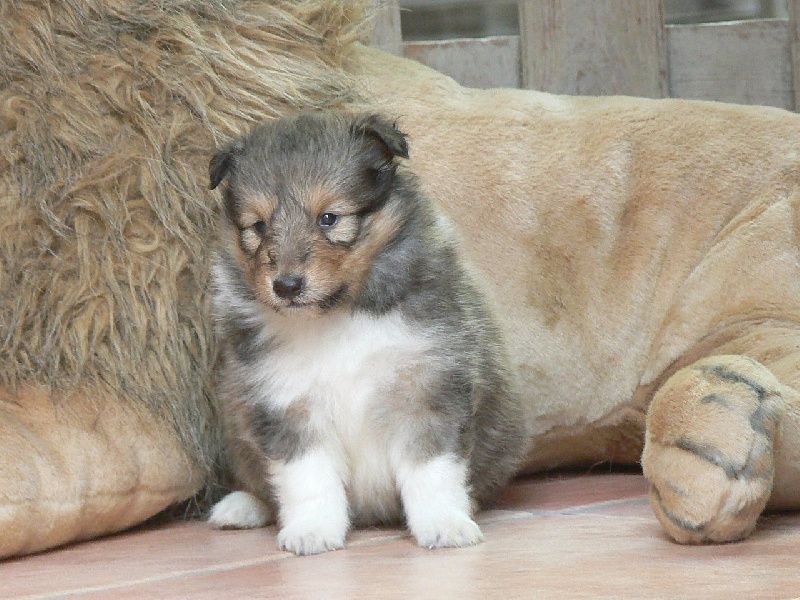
[4,472,800,599]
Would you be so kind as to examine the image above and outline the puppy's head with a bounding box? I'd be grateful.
[210,112,410,314]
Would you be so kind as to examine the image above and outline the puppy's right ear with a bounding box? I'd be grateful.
[209,140,243,190]
[351,114,409,168]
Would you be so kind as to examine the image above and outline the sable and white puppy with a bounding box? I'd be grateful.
[207,112,526,555]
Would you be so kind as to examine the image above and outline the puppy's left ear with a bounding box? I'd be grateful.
[209,139,243,190]
[352,114,409,167]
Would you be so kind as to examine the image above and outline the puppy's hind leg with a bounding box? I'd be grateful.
[209,491,274,530]
[209,429,276,530]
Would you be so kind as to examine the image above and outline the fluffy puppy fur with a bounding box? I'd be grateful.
[207,111,526,555]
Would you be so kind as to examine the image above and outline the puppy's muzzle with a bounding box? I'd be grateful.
[273,275,304,299]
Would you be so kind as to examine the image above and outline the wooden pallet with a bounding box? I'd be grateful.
[372,0,800,110]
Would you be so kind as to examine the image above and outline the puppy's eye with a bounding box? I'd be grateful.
[318,213,338,228]
[253,221,267,235]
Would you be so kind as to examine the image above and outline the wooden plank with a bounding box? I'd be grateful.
[790,0,800,109]
[403,36,520,89]
[667,19,793,110]
[370,0,402,56]
[517,0,668,98]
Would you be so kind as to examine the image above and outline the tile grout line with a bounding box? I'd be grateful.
[487,494,650,520]
[20,532,412,600]
[19,554,292,600]
[556,495,651,515]
[18,495,651,599]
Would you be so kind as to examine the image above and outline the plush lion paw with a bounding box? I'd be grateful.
[642,355,785,544]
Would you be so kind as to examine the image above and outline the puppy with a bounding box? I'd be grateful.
[207,111,526,555]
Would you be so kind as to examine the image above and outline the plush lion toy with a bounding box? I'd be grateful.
[2,1,799,557]
[352,46,800,544]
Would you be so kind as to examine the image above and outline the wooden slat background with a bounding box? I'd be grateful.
[790,0,800,108]
[404,36,521,89]
[668,19,793,109]
[518,0,668,98]
[371,0,402,55]
[372,0,800,111]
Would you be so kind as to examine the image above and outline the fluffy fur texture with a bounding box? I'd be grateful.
[0,0,367,463]
[352,45,800,544]
[4,0,800,558]
[0,0,369,556]
[208,112,526,554]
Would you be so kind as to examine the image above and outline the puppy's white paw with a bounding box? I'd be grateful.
[277,521,346,556]
[411,511,484,549]
[209,491,273,529]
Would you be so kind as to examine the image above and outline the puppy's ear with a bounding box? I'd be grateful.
[209,140,243,190]
[352,114,409,167]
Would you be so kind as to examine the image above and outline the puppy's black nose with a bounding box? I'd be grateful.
[273,275,304,299]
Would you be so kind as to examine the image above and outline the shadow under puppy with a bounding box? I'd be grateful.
[208,111,526,555]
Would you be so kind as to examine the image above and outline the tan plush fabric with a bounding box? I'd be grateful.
[0,385,201,557]
[0,0,366,469]
[351,45,800,541]
[0,1,368,558]
[3,17,800,555]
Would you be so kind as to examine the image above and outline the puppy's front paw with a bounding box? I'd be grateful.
[209,491,273,529]
[277,522,346,556]
[411,511,484,549]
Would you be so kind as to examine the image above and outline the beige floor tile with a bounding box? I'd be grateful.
[496,472,650,512]
[5,474,800,600]
[70,513,800,600]
[1,521,399,599]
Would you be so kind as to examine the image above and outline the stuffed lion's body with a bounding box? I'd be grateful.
[1,1,799,557]
[354,46,800,542]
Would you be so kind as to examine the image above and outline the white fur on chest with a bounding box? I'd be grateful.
[257,310,430,410]
[255,309,434,522]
